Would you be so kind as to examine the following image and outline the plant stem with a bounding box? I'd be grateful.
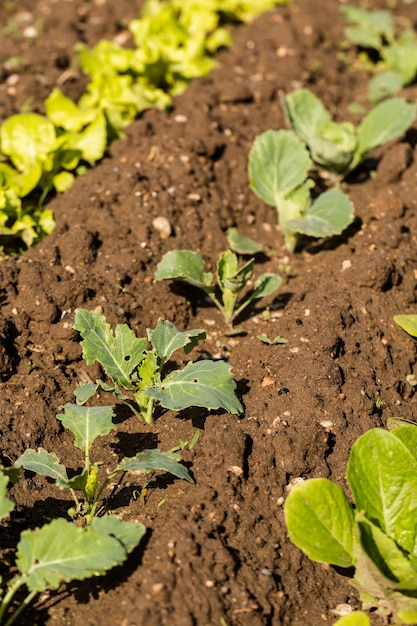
[4,589,37,626]
[144,397,155,425]
[0,577,24,625]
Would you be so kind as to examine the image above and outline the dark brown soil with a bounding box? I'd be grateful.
[1,1,417,624]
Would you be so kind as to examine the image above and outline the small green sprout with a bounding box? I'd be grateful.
[16,403,193,525]
[73,309,243,424]
[154,249,282,325]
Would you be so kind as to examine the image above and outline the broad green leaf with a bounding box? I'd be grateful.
[369,72,403,104]
[45,87,98,132]
[154,250,214,292]
[73,308,147,388]
[117,448,193,483]
[394,314,417,338]
[347,429,417,553]
[226,227,264,254]
[91,516,146,553]
[281,88,331,145]
[286,189,354,238]
[382,40,417,85]
[356,99,416,162]
[249,273,283,302]
[284,478,355,568]
[391,425,417,464]
[145,360,243,414]
[386,416,417,431]
[333,612,370,626]
[16,518,127,592]
[147,319,206,362]
[66,112,107,164]
[0,469,15,520]
[356,513,417,591]
[56,403,116,453]
[0,113,56,172]
[340,5,394,48]
[248,130,312,207]
[15,448,69,484]
[352,514,417,622]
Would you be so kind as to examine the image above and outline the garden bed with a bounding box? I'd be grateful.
[1,0,417,624]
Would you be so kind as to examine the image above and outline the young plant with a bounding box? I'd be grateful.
[285,423,417,624]
[341,5,417,102]
[73,308,243,424]
[0,467,145,625]
[15,402,193,524]
[248,129,355,251]
[281,88,416,179]
[154,248,282,325]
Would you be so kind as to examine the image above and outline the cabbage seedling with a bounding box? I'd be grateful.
[281,88,416,178]
[0,468,145,625]
[73,309,243,423]
[248,129,355,251]
[16,402,192,525]
[285,424,417,624]
[154,248,282,325]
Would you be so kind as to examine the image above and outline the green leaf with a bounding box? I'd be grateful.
[0,469,15,520]
[391,425,417,464]
[281,88,331,146]
[284,478,355,568]
[154,250,214,292]
[56,403,116,454]
[217,251,254,294]
[16,518,127,593]
[356,513,417,591]
[249,273,283,302]
[347,428,417,554]
[15,448,69,484]
[333,612,370,626]
[90,516,146,553]
[340,5,394,49]
[145,360,243,415]
[285,189,354,238]
[248,130,311,206]
[65,112,108,164]
[368,72,404,104]
[308,120,357,174]
[356,98,416,162]
[351,514,417,621]
[248,129,312,207]
[73,308,147,388]
[0,113,56,173]
[147,319,206,362]
[45,87,98,132]
[117,448,193,483]
[394,314,417,338]
[226,227,264,255]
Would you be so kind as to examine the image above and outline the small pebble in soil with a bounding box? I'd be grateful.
[260,567,273,576]
[152,216,172,239]
[295,318,303,325]
[331,604,353,617]
[278,387,290,396]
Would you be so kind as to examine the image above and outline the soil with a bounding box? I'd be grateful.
[1,0,417,624]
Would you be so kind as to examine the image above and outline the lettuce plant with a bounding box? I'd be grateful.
[15,402,192,524]
[285,423,417,624]
[248,129,355,251]
[0,467,145,625]
[281,88,416,179]
[154,248,282,325]
[73,309,243,423]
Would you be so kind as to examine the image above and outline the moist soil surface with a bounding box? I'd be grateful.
[1,1,417,625]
